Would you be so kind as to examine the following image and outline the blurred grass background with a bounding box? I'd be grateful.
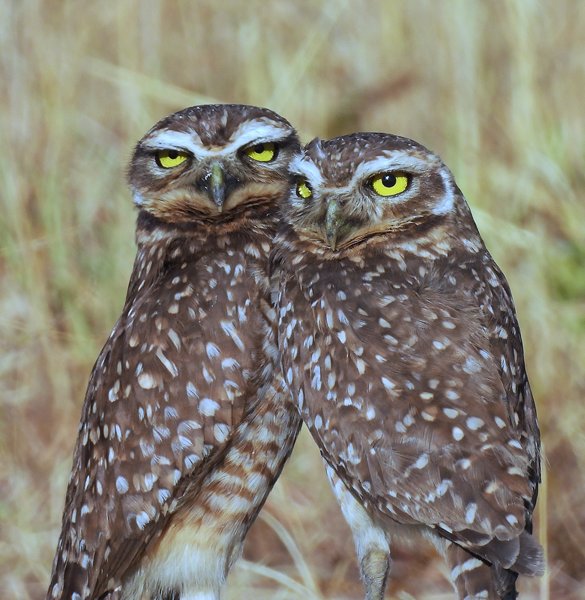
[1,1,584,598]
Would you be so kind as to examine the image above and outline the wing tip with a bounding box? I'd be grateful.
[513,530,545,576]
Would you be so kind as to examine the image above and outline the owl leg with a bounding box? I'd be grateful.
[325,465,390,600]
[446,542,517,599]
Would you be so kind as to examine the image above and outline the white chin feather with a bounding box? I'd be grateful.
[132,190,145,207]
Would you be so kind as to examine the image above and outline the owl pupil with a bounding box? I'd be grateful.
[253,144,265,153]
[168,150,179,159]
[382,174,396,187]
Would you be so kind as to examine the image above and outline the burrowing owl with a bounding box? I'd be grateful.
[274,133,544,599]
[47,104,302,600]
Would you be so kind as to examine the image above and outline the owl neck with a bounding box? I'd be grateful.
[280,219,485,288]
[134,207,279,246]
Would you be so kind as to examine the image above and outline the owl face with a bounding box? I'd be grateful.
[285,133,459,251]
[129,104,300,223]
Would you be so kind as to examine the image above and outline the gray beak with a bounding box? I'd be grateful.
[197,162,240,211]
[325,199,342,250]
[209,162,226,210]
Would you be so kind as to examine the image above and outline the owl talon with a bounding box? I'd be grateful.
[362,549,390,600]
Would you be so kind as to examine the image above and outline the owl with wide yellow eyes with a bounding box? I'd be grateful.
[47,104,302,600]
[274,133,544,599]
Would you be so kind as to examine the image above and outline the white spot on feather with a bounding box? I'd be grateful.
[465,503,477,524]
[452,427,464,441]
[206,342,221,359]
[138,372,156,389]
[116,476,128,494]
[156,349,178,377]
[414,453,429,469]
[214,423,230,443]
[199,398,220,416]
[136,511,150,529]
[381,377,395,391]
[466,417,484,430]
[186,381,199,399]
[220,320,245,351]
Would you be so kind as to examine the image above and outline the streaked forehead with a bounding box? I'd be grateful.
[141,104,292,151]
[300,133,439,186]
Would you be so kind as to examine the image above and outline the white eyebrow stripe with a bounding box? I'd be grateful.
[145,130,203,155]
[145,119,291,160]
[352,153,431,182]
[432,165,456,214]
[143,119,291,160]
[305,151,443,197]
[289,155,324,188]
[228,120,291,150]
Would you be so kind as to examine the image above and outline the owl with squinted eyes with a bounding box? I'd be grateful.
[47,104,302,600]
[274,133,544,599]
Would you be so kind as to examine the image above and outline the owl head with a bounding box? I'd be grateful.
[128,104,300,224]
[283,133,472,254]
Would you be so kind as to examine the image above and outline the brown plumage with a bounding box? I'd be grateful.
[47,104,301,600]
[274,133,544,599]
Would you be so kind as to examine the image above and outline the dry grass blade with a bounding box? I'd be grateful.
[87,58,220,108]
[232,560,324,600]
[259,511,322,595]
[268,1,348,111]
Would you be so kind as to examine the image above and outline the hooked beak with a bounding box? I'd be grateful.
[198,162,239,212]
[209,162,226,210]
[325,199,342,250]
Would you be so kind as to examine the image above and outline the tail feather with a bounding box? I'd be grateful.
[493,564,519,600]
[447,543,501,599]
[514,530,545,576]
[479,530,544,576]
[447,529,544,599]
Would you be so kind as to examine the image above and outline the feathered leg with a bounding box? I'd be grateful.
[326,465,390,600]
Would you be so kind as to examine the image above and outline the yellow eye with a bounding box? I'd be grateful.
[155,149,189,169]
[370,172,409,197]
[296,180,313,199]
[245,142,277,162]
